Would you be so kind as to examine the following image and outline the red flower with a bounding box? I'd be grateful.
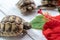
[43,15,60,40]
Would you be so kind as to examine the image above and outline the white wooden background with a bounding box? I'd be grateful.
[0,0,59,40]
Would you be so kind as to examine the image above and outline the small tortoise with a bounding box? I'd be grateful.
[38,0,57,9]
[0,15,31,37]
[16,0,35,14]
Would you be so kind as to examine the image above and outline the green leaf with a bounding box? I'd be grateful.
[30,15,47,30]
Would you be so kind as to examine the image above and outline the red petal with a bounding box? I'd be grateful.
[55,15,60,20]
[53,27,60,33]
[55,37,60,40]
[43,28,53,37]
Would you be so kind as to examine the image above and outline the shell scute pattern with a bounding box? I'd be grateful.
[16,0,35,13]
[0,15,25,36]
[0,15,31,37]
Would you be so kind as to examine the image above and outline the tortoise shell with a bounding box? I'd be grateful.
[16,0,35,13]
[0,15,31,37]
[42,0,57,6]
[40,0,58,9]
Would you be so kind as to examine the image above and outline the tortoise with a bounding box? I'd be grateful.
[0,15,31,37]
[16,0,35,14]
[38,0,58,9]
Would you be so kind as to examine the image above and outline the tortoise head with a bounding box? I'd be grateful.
[23,22,32,30]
